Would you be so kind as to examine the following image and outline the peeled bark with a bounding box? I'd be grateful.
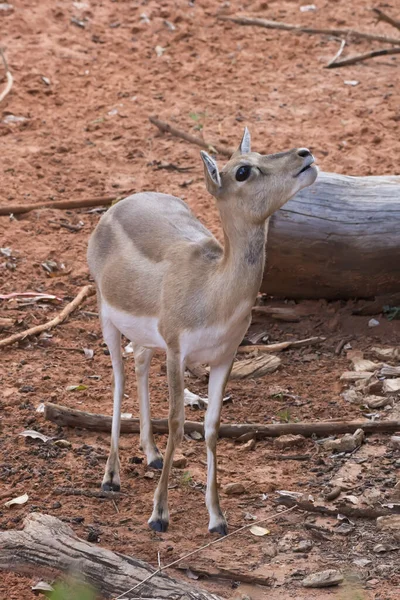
[263,172,400,299]
[0,513,220,600]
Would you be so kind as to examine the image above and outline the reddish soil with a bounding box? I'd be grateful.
[1,1,400,599]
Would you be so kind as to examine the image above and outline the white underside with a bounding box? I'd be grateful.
[101,300,252,365]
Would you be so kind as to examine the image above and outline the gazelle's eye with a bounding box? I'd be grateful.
[235,165,252,182]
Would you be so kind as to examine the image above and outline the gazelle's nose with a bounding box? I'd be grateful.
[297,148,312,158]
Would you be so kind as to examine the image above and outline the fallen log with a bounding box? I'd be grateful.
[0,513,220,600]
[264,171,400,299]
[44,403,400,439]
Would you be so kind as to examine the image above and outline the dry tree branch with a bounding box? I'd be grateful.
[0,47,13,104]
[44,403,400,439]
[0,285,95,348]
[325,46,400,68]
[149,116,233,156]
[218,15,400,46]
[326,38,346,67]
[373,7,400,32]
[0,191,134,216]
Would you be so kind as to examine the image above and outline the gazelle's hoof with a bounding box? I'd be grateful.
[148,457,164,470]
[101,481,121,492]
[148,518,169,533]
[209,522,228,536]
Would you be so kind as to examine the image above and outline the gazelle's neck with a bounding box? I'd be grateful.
[218,206,269,299]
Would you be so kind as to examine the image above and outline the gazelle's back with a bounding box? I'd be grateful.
[87,192,215,314]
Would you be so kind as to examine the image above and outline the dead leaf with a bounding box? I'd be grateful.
[184,388,207,410]
[121,413,132,419]
[31,581,54,594]
[5,492,29,508]
[250,525,270,536]
[19,430,50,443]
[66,384,88,392]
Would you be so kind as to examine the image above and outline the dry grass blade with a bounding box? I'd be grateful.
[326,46,400,68]
[113,506,296,599]
[0,47,13,104]
[326,39,346,67]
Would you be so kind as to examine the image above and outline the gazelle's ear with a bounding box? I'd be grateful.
[200,151,221,197]
[238,127,251,154]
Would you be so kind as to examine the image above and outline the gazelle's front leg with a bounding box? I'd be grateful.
[205,354,235,535]
[101,320,124,492]
[148,349,185,532]
[133,345,163,469]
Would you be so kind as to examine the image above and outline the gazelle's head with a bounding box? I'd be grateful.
[200,128,318,224]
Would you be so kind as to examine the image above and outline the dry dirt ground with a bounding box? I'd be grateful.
[1,0,400,599]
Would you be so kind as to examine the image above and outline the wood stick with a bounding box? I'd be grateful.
[252,305,300,321]
[325,46,400,68]
[0,48,13,104]
[54,487,123,499]
[178,564,272,587]
[276,496,397,519]
[373,8,400,32]
[326,39,346,68]
[237,336,325,354]
[218,15,400,46]
[44,403,400,439]
[149,116,233,157]
[0,191,133,216]
[0,285,95,348]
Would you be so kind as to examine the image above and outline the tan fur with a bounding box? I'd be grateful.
[87,129,318,534]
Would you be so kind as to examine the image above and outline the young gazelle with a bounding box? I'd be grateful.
[87,129,317,535]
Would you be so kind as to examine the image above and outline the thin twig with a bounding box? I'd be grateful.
[219,15,400,45]
[149,116,233,157]
[0,285,95,348]
[373,7,400,32]
[326,38,346,67]
[0,191,134,216]
[326,46,400,68]
[0,47,13,104]
[114,506,295,599]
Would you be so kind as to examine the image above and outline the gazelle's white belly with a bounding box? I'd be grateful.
[101,302,167,350]
[102,300,251,366]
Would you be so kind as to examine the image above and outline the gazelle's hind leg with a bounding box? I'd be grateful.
[133,345,163,469]
[101,317,124,492]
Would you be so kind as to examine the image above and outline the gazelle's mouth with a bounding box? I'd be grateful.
[295,155,315,177]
